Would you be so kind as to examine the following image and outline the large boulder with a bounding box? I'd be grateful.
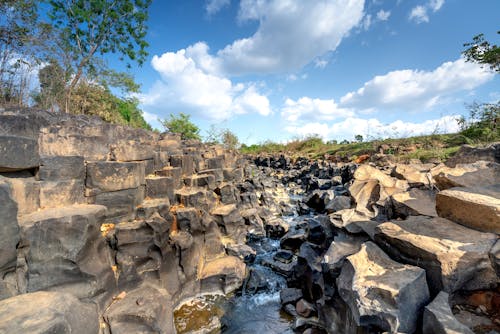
[431,161,498,190]
[436,186,500,234]
[337,242,429,333]
[389,188,438,218]
[423,291,474,334]
[374,216,498,294]
[18,205,116,304]
[0,180,19,300]
[0,291,99,334]
[104,284,175,334]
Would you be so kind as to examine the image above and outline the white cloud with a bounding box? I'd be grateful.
[409,0,444,23]
[284,115,461,141]
[140,43,271,122]
[409,5,429,23]
[314,59,329,69]
[361,14,372,30]
[218,0,365,74]
[340,58,494,111]
[376,9,391,21]
[205,0,230,16]
[281,97,354,122]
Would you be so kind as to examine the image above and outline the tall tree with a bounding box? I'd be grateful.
[47,0,152,111]
[462,32,500,72]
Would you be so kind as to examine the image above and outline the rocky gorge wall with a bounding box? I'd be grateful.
[0,108,294,333]
[0,107,499,334]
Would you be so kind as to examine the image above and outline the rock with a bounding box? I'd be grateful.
[211,204,245,240]
[280,287,303,305]
[86,161,145,194]
[136,198,171,220]
[198,255,246,294]
[306,218,327,245]
[322,231,368,276]
[274,250,294,264]
[145,175,175,202]
[0,291,99,334]
[87,186,145,221]
[2,174,40,215]
[176,187,217,212]
[184,173,216,189]
[294,242,324,302]
[392,163,429,187]
[207,157,224,169]
[18,205,116,304]
[0,181,19,300]
[328,209,371,234]
[423,291,474,334]
[104,284,175,334]
[491,239,500,277]
[244,267,269,293]
[325,195,351,213]
[176,207,204,233]
[265,217,288,239]
[296,298,317,318]
[337,242,429,333]
[240,208,265,236]
[445,143,500,167]
[37,155,85,181]
[453,309,498,333]
[261,256,296,276]
[226,244,256,263]
[431,161,499,190]
[155,166,182,188]
[39,179,85,209]
[390,188,438,218]
[0,135,39,172]
[353,164,397,188]
[170,154,195,176]
[374,216,498,294]
[436,186,500,233]
[280,228,307,252]
[216,183,238,204]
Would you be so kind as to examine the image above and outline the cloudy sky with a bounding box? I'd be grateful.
[122,0,499,143]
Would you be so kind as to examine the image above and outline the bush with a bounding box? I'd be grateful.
[160,113,200,140]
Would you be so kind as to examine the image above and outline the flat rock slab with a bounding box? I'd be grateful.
[105,285,174,334]
[374,216,499,294]
[431,161,499,190]
[19,204,116,302]
[86,161,145,194]
[0,135,39,172]
[0,291,99,334]
[37,155,85,181]
[436,186,500,233]
[391,188,438,217]
[337,241,429,333]
[423,291,473,334]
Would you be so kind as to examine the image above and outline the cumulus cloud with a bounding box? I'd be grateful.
[205,0,230,16]
[284,115,461,141]
[340,58,494,111]
[218,0,365,74]
[140,43,271,121]
[281,97,353,122]
[409,0,445,23]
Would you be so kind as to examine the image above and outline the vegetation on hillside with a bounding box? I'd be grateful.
[0,0,152,130]
[160,113,201,140]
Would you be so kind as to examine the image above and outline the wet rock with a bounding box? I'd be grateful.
[18,205,116,304]
[280,287,303,305]
[265,218,288,239]
[296,298,317,318]
[0,180,19,300]
[436,186,500,233]
[280,228,307,252]
[374,216,498,294]
[423,291,474,334]
[306,218,327,245]
[0,135,39,172]
[262,256,296,276]
[244,267,269,293]
[337,242,429,333]
[305,190,334,213]
[105,284,174,334]
[274,250,294,264]
[0,291,99,334]
[294,242,325,302]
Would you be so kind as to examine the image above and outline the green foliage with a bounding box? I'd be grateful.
[35,59,66,111]
[457,101,499,142]
[354,134,364,142]
[204,125,239,149]
[161,113,201,140]
[462,32,500,72]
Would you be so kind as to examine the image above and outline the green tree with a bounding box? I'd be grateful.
[36,59,66,111]
[221,129,239,150]
[462,32,500,72]
[47,0,152,111]
[160,113,201,140]
[458,101,499,142]
[354,134,364,142]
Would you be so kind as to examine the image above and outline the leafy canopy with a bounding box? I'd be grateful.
[161,113,201,140]
[462,32,500,72]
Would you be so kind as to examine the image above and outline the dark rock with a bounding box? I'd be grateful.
[145,176,174,202]
[37,155,85,181]
[136,198,171,220]
[306,219,327,245]
[87,186,145,221]
[175,187,217,212]
[274,250,294,264]
[445,143,500,167]
[0,180,19,300]
[18,205,116,305]
[39,180,85,208]
[155,166,182,188]
[0,291,99,334]
[280,287,303,305]
[244,267,269,294]
[423,291,474,334]
[105,284,175,334]
[0,135,39,172]
[325,195,351,213]
[171,154,194,176]
[176,207,203,233]
[86,161,145,194]
[184,173,216,189]
[280,228,307,252]
[207,157,224,169]
[296,298,317,318]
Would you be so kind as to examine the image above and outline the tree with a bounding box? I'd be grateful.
[354,134,364,142]
[160,113,201,140]
[47,0,152,111]
[457,101,499,142]
[221,129,239,150]
[462,32,500,72]
[36,59,66,111]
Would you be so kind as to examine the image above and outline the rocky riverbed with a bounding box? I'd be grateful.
[0,108,498,333]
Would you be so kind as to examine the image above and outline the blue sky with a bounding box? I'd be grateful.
[124,0,499,144]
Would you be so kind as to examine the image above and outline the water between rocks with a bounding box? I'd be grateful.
[174,208,307,333]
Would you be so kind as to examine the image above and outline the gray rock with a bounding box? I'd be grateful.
[0,291,99,334]
[337,242,430,333]
[37,155,85,181]
[0,181,19,300]
[325,195,351,213]
[423,291,474,334]
[87,186,145,221]
[105,284,174,334]
[322,231,368,276]
[145,176,174,202]
[86,161,146,194]
[18,205,116,305]
[155,166,182,188]
[280,287,303,305]
[171,154,195,176]
[374,216,499,294]
[39,179,85,209]
[0,135,39,172]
